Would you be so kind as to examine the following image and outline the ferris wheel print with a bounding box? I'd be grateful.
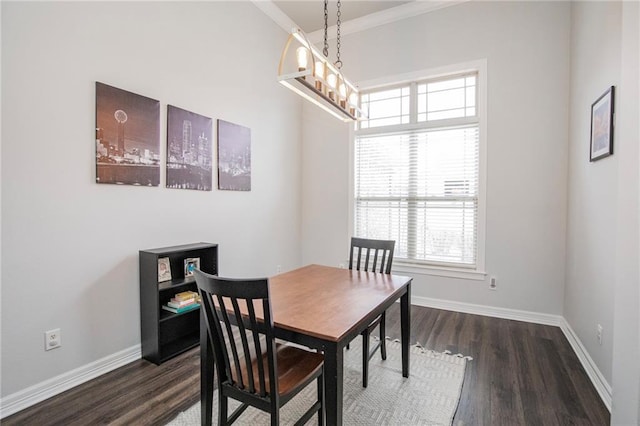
[114,109,128,124]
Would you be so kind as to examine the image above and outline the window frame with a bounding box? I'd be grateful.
[349,60,487,280]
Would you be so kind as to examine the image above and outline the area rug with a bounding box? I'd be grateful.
[167,339,470,426]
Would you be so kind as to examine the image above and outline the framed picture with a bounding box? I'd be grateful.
[166,105,213,191]
[590,86,615,162]
[157,257,172,282]
[218,119,251,191]
[184,257,200,277]
[95,82,161,185]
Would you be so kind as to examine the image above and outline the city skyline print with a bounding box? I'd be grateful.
[95,82,160,186]
[166,105,213,191]
[218,120,251,191]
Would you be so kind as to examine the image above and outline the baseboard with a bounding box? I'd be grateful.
[411,295,563,326]
[559,318,613,411]
[0,344,141,419]
[412,295,611,412]
[1,298,614,418]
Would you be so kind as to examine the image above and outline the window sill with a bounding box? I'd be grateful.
[392,261,487,281]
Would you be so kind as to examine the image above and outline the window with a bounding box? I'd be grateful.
[354,69,485,272]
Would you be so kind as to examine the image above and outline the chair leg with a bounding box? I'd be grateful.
[380,311,387,360]
[362,330,370,388]
[218,393,228,426]
[317,373,324,426]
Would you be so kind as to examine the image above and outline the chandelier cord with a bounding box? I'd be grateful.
[335,0,342,69]
[323,0,329,57]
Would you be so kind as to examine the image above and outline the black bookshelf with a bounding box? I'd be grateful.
[139,242,218,365]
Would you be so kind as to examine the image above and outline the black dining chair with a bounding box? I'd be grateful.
[194,269,324,426]
[348,237,396,388]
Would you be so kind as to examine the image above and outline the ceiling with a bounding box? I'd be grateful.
[272,0,413,33]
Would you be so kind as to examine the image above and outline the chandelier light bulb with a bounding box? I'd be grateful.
[314,61,325,91]
[349,92,358,106]
[327,73,337,101]
[348,92,358,115]
[339,84,347,108]
[296,47,309,71]
[327,73,337,88]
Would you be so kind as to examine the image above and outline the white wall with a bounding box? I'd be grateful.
[0,0,3,398]
[1,2,302,398]
[564,0,621,389]
[301,106,352,266]
[610,2,640,423]
[302,1,571,315]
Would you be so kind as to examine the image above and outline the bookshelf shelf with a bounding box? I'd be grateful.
[159,305,201,322]
[157,277,196,292]
[139,242,218,365]
[159,331,199,363]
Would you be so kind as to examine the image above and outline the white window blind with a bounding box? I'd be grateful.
[354,71,482,269]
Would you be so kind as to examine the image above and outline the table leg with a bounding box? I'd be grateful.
[201,311,214,426]
[401,281,411,377]
[323,342,344,426]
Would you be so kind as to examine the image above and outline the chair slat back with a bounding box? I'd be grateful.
[349,237,396,274]
[194,270,277,398]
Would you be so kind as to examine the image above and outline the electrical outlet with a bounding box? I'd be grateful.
[45,328,61,351]
[596,324,603,345]
[489,276,497,290]
[338,262,346,269]
[276,265,282,274]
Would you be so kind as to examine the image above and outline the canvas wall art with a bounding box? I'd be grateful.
[95,82,160,186]
[589,86,615,162]
[166,105,213,191]
[217,119,251,191]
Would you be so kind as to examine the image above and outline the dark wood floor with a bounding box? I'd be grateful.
[3,305,610,425]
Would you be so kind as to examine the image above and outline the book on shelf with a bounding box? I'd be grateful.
[167,298,196,308]
[162,303,200,314]
[174,290,199,301]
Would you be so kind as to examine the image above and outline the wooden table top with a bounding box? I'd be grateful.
[266,264,411,342]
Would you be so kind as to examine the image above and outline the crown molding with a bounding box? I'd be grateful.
[254,0,470,41]
[308,0,469,43]
[251,0,297,33]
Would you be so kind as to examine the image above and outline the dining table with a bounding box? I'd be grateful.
[200,263,412,426]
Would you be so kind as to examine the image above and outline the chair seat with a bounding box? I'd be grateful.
[240,343,324,398]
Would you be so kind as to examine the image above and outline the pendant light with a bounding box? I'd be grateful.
[277,0,365,121]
